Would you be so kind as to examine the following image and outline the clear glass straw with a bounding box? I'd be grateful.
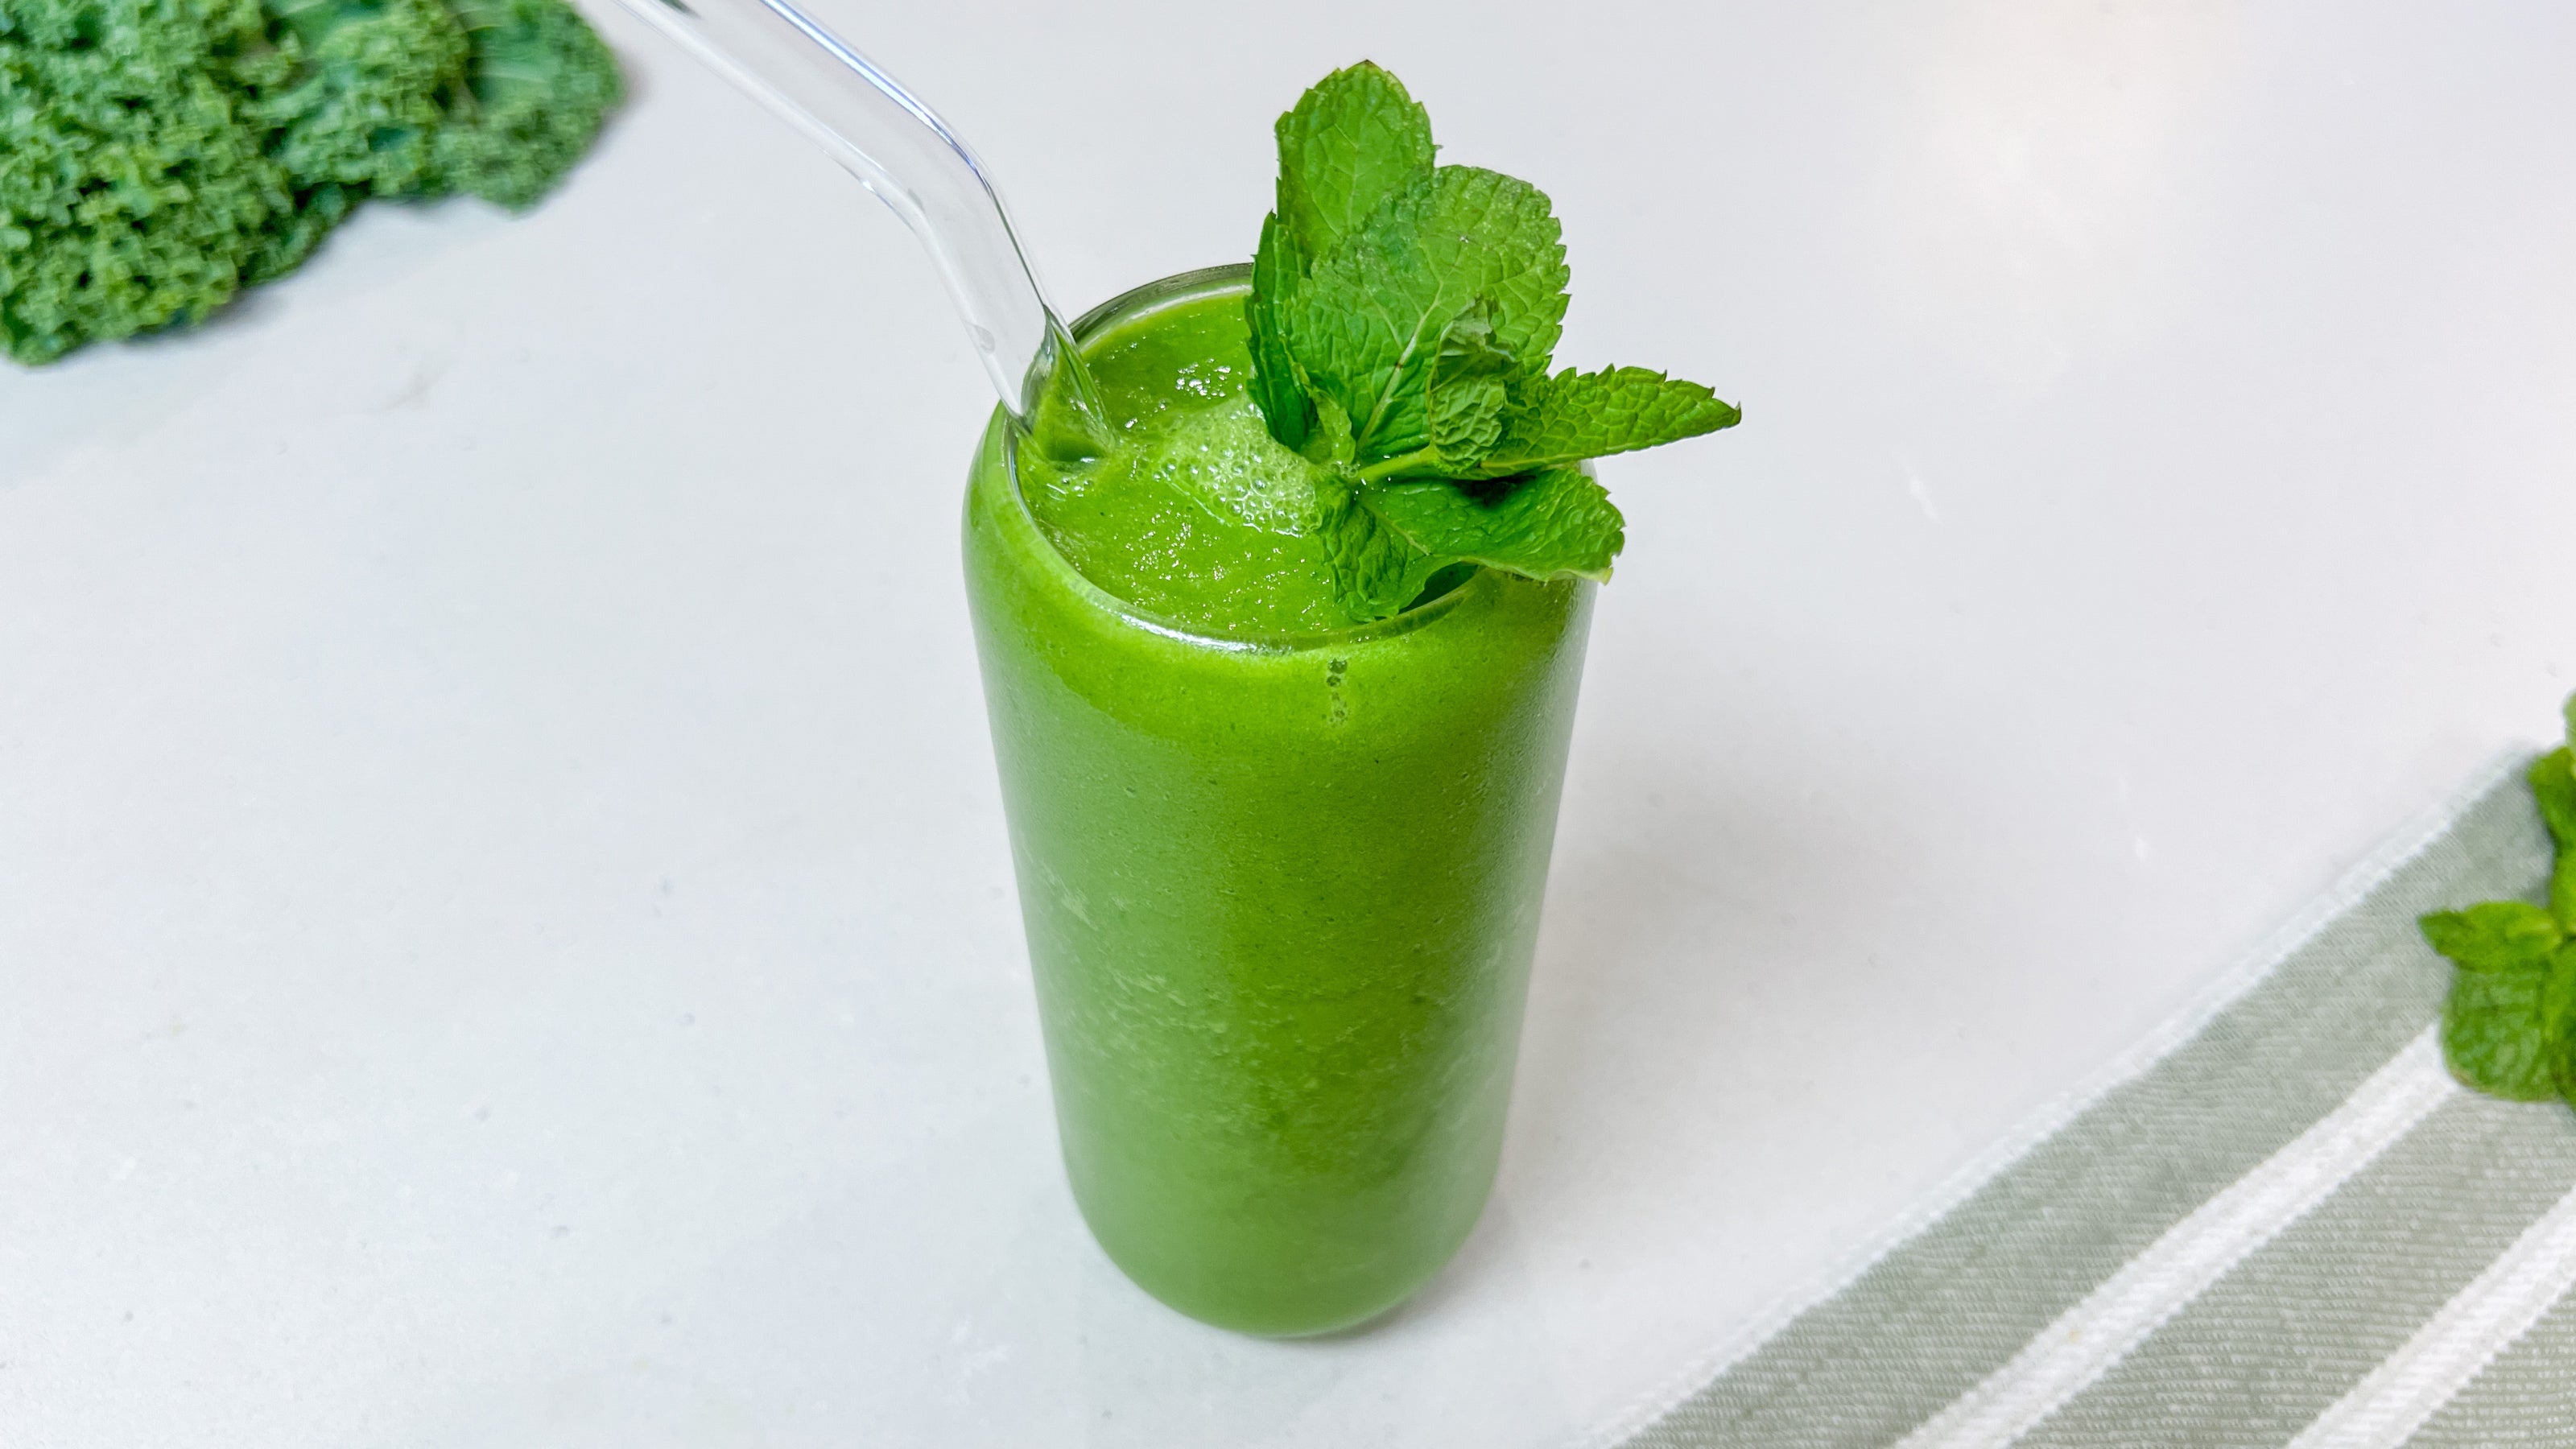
[611,0,1109,456]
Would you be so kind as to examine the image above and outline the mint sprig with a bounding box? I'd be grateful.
[2422,697,2576,1108]
[2425,901,2571,1101]
[1246,63,1740,621]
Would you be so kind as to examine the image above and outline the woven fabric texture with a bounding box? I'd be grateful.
[1604,759,2576,1449]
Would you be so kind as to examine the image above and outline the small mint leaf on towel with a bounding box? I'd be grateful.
[2424,905,2572,1103]
[2421,695,2576,1108]
[2441,947,2566,1102]
[2423,901,2563,973]
[2527,747,2576,927]
[2548,946,2576,1106]
[2423,904,2564,1101]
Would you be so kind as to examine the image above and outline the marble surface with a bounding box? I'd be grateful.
[6,1,2576,1443]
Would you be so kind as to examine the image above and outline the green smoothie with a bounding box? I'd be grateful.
[964,267,1592,1335]
[963,60,1736,1335]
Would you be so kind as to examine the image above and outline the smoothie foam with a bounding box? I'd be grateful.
[1018,293,1357,639]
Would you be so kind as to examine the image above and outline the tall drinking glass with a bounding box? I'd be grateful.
[963,266,1593,1336]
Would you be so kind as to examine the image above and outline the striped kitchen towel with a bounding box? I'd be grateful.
[1596,754,2576,1449]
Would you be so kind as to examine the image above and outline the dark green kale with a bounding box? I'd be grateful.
[237,0,469,283]
[1245,62,1740,621]
[0,0,299,361]
[256,0,468,197]
[250,0,619,217]
[424,0,621,211]
[0,0,617,364]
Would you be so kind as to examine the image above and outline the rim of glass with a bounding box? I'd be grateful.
[1001,264,1480,654]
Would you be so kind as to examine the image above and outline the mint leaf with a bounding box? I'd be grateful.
[1468,366,1743,478]
[1245,62,1435,451]
[1426,321,1513,467]
[2424,902,2568,1101]
[2529,748,2576,927]
[1247,213,1312,451]
[1313,469,1443,621]
[1284,166,1568,466]
[2444,947,2567,1101]
[2415,702,2576,1109]
[1318,461,1623,621]
[1353,300,1518,478]
[2549,947,2576,1104]
[1365,166,1571,378]
[1306,388,1356,467]
[2421,901,2563,972]
[1366,466,1624,582]
[2531,749,2576,847]
[1271,61,1434,262]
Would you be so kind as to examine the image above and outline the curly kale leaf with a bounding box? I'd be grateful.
[0,0,298,362]
[0,0,618,363]
[250,0,617,213]
[425,0,620,211]
[254,0,469,198]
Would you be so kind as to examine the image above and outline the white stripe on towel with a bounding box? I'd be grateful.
[2283,1179,2576,1449]
[1893,1027,2457,1449]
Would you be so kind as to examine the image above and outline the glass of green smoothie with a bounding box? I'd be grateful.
[964,67,1737,1335]
[607,0,1733,1348]
[967,266,1593,1335]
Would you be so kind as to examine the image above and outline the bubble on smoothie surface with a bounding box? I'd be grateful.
[1137,394,1323,537]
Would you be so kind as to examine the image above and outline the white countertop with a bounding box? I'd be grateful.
[7,2,2575,1443]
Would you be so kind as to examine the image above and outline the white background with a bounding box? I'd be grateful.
[6,1,2574,1443]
